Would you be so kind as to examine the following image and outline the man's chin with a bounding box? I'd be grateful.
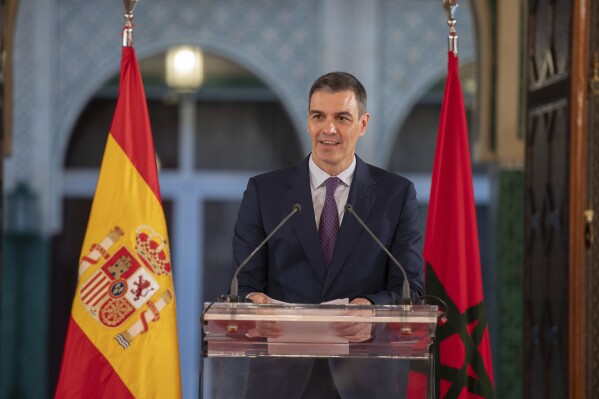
[315,145,341,157]
[313,152,339,166]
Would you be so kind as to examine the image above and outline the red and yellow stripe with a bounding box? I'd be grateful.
[55,47,181,399]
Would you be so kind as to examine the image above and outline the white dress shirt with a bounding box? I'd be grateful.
[309,155,356,229]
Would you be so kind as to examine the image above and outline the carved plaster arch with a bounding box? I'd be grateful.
[375,0,477,167]
[57,38,310,170]
[381,53,476,169]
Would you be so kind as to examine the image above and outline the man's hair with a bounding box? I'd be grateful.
[309,72,367,116]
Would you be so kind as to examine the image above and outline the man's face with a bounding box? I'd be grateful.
[308,90,369,176]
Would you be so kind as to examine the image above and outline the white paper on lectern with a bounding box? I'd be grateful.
[267,298,350,344]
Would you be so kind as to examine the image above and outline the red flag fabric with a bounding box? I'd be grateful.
[420,52,495,398]
[54,45,182,398]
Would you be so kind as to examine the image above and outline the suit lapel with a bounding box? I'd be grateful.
[323,157,377,295]
[284,157,328,284]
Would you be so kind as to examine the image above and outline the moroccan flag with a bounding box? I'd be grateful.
[408,52,495,398]
[55,45,182,398]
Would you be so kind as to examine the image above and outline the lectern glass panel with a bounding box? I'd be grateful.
[201,302,439,399]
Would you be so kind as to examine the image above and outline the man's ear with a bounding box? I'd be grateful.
[359,112,370,136]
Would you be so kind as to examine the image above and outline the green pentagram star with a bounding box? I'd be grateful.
[426,262,495,399]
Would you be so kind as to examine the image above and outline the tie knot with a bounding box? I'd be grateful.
[325,177,341,195]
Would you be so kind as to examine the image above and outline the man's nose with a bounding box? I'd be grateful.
[323,121,337,134]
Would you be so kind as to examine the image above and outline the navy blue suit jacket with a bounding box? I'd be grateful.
[232,155,425,398]
[233,155,424,305]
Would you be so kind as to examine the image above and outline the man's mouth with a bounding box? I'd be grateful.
[319,139,339,145]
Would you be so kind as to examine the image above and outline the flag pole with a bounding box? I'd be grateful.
[443,0,458,56]
[123,0,139,47]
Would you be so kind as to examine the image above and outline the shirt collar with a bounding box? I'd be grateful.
[309,155,356,189]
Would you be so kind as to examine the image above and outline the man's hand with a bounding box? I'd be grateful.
[246,292,271,304]
[245,320,283,339]
[349,297,372,306]
[333,297,373,342]
[245,292,283,338]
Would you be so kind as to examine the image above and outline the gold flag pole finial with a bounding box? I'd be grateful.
[443,0,458,55]
[122,0,139,47]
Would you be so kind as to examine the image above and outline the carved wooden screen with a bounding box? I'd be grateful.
[586,0,599,395]
[524,0,573,398]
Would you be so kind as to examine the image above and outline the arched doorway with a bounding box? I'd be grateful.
[51,49,303,397]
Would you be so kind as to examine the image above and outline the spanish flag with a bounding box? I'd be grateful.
[54,45,182,398]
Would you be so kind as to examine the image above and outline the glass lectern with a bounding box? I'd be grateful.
[201,302,440,398]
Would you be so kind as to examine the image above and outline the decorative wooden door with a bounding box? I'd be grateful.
[524,0,593,398]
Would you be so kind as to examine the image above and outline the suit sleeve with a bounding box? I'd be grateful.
[231,178,268,298]
[362,181,424,305]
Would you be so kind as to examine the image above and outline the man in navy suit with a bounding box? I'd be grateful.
[232,72,424,398]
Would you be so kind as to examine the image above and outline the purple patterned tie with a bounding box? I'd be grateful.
[319,177,341,266]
